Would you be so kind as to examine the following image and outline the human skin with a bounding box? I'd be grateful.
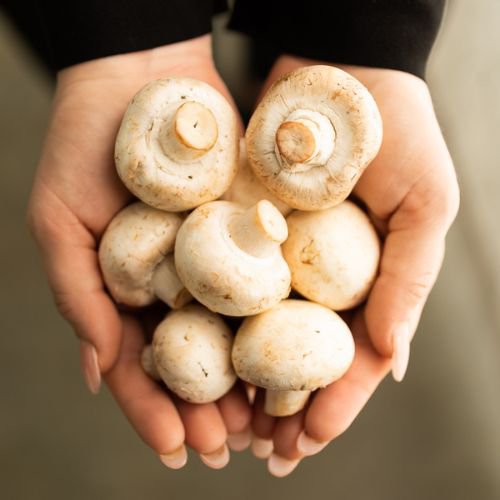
[249,55,460,477]
[27,35,251,470]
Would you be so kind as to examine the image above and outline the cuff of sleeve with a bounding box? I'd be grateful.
[38,0,227,71]
[228,0,445,80]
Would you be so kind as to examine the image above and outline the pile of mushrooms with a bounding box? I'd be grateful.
[98,66,382,418]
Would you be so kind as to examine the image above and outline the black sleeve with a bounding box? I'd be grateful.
[228,0,445,79]
[2,0,227,72]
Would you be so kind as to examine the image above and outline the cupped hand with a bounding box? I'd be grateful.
[250,55,460,477]
[27,35,251,469]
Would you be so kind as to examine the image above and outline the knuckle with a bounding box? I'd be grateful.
[404,166,460,230]
[430,171,461,228]
[52,289,81,336]
[53,290,73,320]
[25,202,41,241]
[405,278,433,303]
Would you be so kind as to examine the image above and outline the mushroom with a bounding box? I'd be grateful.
[148,304,236,403]
[232,299,355,416]
[174,200,291,316]
[115,77,239,212]
[245,65,382,210]
[221,139,292,216]
[282,200,380,310]
[98,201,192,308]
[141,345,161,381]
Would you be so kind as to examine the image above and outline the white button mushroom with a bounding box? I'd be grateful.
[246,65,382,210]
[98,201,192,308]
[149,304,236,403]
[221,139,292,216]
[232,299,355,416]
[141,345,161,381]
[174,200,291,316]
[283,200,380,311]
[115,77,239,212]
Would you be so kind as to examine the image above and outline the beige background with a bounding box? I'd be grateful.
[1,1,499,498]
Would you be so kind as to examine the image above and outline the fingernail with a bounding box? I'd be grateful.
[251,434,274,459]
[227,427,251,452]
[245,383,257,404]
[296,431,327,456]
[392,323,410,382]
[267,453,300,478]
[199,444,230,469]
[80,341,101,394]
[159,445,187,470]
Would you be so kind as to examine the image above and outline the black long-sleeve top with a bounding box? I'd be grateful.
[2,0,445,79]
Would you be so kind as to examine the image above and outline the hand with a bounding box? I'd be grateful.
[27,35,251,469]
[250,55,460,477]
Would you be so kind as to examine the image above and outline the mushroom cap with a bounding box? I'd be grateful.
[152,304,236,403]
[98,202,183,306]
[232,299,355,391]
[221,139,292,216]
[283,201,380,310]
[174,200,291,316]
[246,65,382,210]
[115,77,239,211]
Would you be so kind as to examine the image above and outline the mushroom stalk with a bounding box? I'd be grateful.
[151,254,192,309]
[228,201,288,258]
[275,109,335,171]
[159,101,218,161]
[141,345,161,381]
[265,389,311,417]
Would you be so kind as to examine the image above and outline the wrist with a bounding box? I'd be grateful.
[57,35,214,89]
[269,55,431,102]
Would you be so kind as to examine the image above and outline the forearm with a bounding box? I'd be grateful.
[3,0,227,72]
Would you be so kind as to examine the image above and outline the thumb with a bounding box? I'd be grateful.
[364,173,459,381]
[31,211,122,394]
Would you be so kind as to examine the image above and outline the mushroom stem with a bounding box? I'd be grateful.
[275,109,335,171]
[151,254,192,309]
[228,200,288,258]
[265,389,311,417]
[159,101,218,161]
[141,345,162,381]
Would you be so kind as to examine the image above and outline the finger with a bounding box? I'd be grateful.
[105,315,187,469]
[297,313,390,453]
[218,383,252,451]
[267,411,305,478]
[175,400,230,469]
[250,390,276,459]
[29,199,122,384]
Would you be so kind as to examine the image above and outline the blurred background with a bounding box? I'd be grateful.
[1,1,499,498]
